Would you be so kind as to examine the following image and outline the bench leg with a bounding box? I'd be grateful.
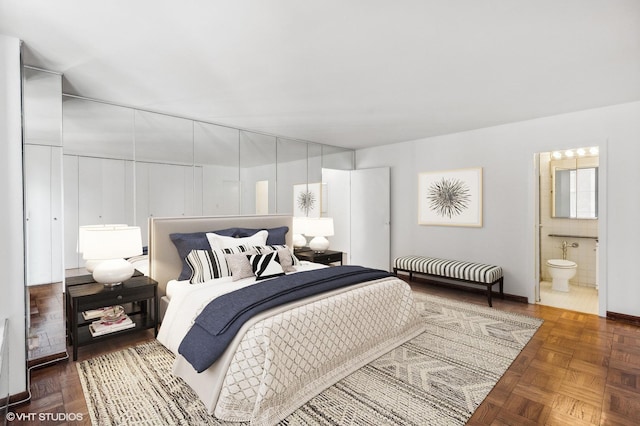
[393,268,397,276]
[487,284,492,307]
[499,277,504,299]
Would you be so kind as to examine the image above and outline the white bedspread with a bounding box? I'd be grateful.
[158,267,424,426]
[157,261,326,354]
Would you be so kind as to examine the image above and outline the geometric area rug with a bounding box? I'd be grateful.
[77,293,542,425]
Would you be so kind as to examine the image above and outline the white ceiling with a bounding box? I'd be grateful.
[1,0,639,149]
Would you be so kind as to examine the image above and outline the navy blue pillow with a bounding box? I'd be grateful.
[234,226,289,245]
[170,228,237,280]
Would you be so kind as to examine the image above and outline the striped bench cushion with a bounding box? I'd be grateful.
[394,256,503,284]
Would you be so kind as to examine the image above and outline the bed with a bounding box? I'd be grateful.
[149,215,424,425]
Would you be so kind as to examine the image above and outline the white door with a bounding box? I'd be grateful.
[350,167,391,270]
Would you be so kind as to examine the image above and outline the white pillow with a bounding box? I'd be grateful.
[206,230,268,250]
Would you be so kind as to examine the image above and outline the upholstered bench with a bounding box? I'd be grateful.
[393,255,504,307]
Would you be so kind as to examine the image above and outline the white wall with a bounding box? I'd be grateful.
[356,101,640,317]
[0,35,27,396]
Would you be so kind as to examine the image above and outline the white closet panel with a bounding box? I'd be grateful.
[65,156,134,269]
[63,155,80,269]
[136,162,195,244]
[24,145,63,285]
[78,157,134,226]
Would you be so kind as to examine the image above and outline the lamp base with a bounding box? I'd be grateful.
[309,236,330,253]
[92,259,134,286]
[292,233,307,248]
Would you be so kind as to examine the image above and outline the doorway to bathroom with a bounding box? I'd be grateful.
[535,146,600,315]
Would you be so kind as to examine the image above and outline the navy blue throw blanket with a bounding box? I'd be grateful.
[178,265,392,373]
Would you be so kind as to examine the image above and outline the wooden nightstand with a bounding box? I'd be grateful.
[67,274,158,360]
[295,249,343,266]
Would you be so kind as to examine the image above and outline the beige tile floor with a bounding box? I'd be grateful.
[538,280,598,314]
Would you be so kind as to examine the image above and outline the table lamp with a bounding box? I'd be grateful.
[78,224,127,272]
[306,217,334,253]
[81,225,142,286]
[292,217,310,248]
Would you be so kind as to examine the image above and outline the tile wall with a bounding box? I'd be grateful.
[539,152,599,287]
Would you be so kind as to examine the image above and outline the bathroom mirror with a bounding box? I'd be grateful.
[552,157,598,219]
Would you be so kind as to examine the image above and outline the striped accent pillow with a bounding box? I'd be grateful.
[186,245,250,284]
[247,252,285,281]
[253,245,300,266]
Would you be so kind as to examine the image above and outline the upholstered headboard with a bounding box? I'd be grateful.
[148,214,293,300]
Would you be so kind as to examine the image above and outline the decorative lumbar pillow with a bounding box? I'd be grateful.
[225,250,258,281]
[170,228,237,281]
[207,230,269,250]
[186,245,250,284]
[247,252,285,281]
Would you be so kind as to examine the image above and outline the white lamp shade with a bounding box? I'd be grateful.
[292,216,310,235]
[81,226,143,260]
[305,218,334,237]
[78,224,127,254]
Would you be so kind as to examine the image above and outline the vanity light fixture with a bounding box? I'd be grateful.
[590,147,599,155]
[576,148,586,156]
[552,151,562,159]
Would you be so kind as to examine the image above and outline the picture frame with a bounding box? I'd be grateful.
[418,167,483,227]
[293,182,322,218]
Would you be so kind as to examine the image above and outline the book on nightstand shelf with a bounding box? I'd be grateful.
[89,315,135,337]
[82,307,113,321]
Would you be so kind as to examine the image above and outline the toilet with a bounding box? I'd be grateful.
[547,259,577,292]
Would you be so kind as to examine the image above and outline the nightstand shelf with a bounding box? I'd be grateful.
[67,274,158,360]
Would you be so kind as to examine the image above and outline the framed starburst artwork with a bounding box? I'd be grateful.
[418,168,483,227]
[293,183,322,218]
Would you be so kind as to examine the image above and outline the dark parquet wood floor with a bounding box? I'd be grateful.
[9,281,640,425]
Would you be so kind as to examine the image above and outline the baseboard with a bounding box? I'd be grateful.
[606,311,640,326]
[7,390,30,406]
[27,351,68,369]
[403,275,528,304]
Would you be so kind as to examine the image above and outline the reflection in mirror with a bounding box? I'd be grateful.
[308,143,322,183]
[195,123,240,215]
[23,67,66,362]
[552,155,599,219]
[322,145,354,170]
[135,110,193,165]
[240,131,276,214]
[24,68,62,146]
[277,138,308,214]
[63,96,134,159]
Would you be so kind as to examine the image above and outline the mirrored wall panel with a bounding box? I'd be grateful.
[23,68,62,146]
[240,131,276,215]
[277,138,308,215]
[195,122,240,215]
[61,94,354,252]
[134,111,193,165]
[63,97,134,159]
